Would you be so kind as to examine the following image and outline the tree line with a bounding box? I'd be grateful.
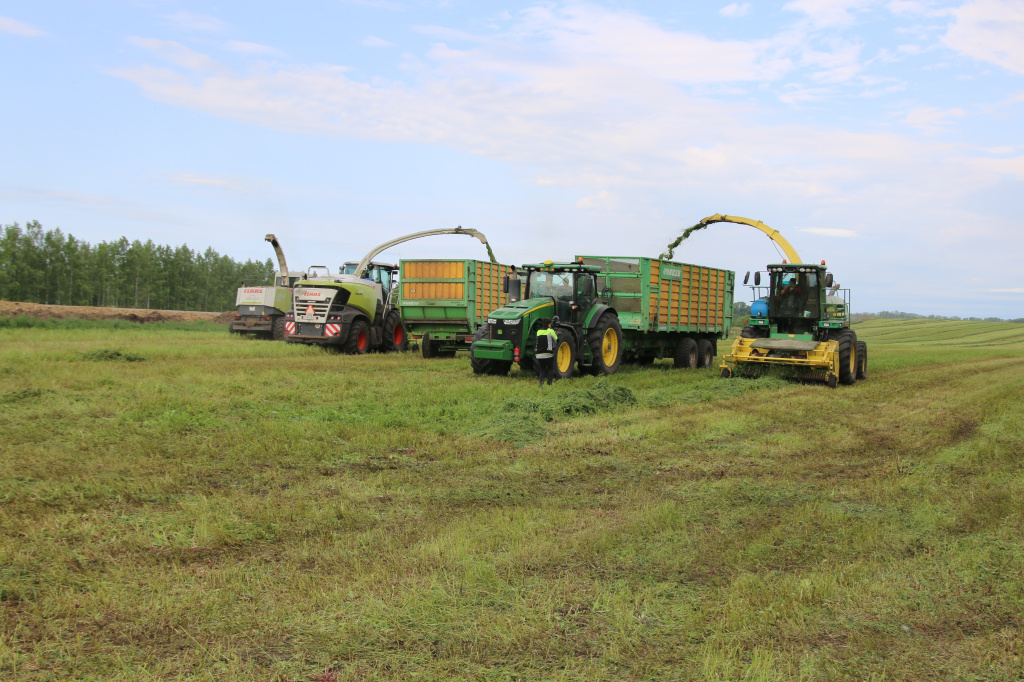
[0,221,275,312]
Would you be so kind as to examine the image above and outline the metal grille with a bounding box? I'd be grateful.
[294,289,335,323]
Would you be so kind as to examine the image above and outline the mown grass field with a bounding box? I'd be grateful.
[2,317,1024,680]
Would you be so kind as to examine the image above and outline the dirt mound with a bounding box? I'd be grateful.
[0,300,230,324]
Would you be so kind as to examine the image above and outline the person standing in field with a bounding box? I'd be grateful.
[535,317,559,387]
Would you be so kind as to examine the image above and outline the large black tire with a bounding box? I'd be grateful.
[739,326,764,339]
[271,317,286,341]
[856,340,868,380]
[421,332,437,358]
[469,326,510,375]
[674,337,698,369]
[342,318,370,355]
[696,339,714,368]
[381,311,408,353]
[553,332,577,379]
[836,330,857,385]
[518,359,536,374]
[586,314,623,375]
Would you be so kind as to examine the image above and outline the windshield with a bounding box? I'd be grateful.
[341,263,358,275]
[528,271,573,303]
[769,270,820,319]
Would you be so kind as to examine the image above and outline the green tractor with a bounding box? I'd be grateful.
[470,260,621,377]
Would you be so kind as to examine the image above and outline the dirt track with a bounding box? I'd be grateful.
[0,300,232,324]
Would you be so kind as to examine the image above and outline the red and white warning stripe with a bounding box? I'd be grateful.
[325,323,341,337]
[285,321,295,334]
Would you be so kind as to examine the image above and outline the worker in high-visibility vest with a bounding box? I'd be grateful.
[535,317,559,387]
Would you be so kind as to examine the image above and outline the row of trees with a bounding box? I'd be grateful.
[852,310,1023,323]
[0,221,275,311]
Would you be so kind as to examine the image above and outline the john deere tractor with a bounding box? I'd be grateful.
[702,214,867,388]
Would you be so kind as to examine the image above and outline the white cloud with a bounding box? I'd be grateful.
[127,38,233,76]
[0,16,45,36]
[802,227,858,238]
[170,173,266,193]
[227,41,285,57]
[720,4,751,18]
[904,106,966,135]
[990,288,1024,293]
[576,190,617,209]
[783,0,879,27]
[161,12,227,32]
[362,35,394,47]
[943,0,1024,75]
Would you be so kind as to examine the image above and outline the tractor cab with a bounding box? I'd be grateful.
[514,261,600,327]
[744,262,849,339]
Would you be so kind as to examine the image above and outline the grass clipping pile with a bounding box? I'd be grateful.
[0,300,232,324]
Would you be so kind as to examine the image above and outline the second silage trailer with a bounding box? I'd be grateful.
[396,259,518,357]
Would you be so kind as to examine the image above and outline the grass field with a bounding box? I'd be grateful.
[2,317,1024,680]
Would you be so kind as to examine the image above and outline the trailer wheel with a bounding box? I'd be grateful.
[554,332,577,379]
[836,330,857,385]
[342,319,370,355]
[674,337,698,369]
[421,332,436,358]
[271,317,286,341]
[856,341,868,380]
[696,339,714,368]
[587,314,623,375]
[381,311,408,353]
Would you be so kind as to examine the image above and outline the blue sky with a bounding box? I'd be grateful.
[2,0,1022,316]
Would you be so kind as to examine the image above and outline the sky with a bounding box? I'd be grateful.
[2,0,1022,317]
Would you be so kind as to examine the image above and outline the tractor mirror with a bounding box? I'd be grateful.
[825,273,833,288]
[581,277,594,297]
[504,276,522,302]
[754,271,761,286]
[743,271,750,285]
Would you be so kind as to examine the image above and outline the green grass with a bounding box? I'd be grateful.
[2,319,1023,680]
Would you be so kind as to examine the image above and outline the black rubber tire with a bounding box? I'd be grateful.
[674,337,698,369]
[635,354,655,366]
[381,311,408,353]
[342,318,370,355]
[836,329,857,385]
[587,314,623,375]
[553,332,576,379]
[271,317,286,341]
[696,339,714,368]
[856,340,868,380]
[518,359,536,374]
[469,325,508,374]
[721,366,732,379]
[421,332,436,358]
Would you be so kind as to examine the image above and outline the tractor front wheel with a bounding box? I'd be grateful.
[381,311,408,353]
[836,330,857,385]
[342,319,370,355]
[554,332,577,379]
[470,326,510,375]
[586,314,623,375]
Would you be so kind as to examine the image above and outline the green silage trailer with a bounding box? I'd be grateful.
[396,259,518,357]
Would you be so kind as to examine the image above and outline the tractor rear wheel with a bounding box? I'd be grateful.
[587,314,623,375]
[271,317,287,341]
[342,319,370,355]
[381,311,408,353]
[856,341,868,380]
[469,326,509,375]
[554,332,577,379]
[674,337,698,369]
[696,339,714,368]
[836,330,857,385]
